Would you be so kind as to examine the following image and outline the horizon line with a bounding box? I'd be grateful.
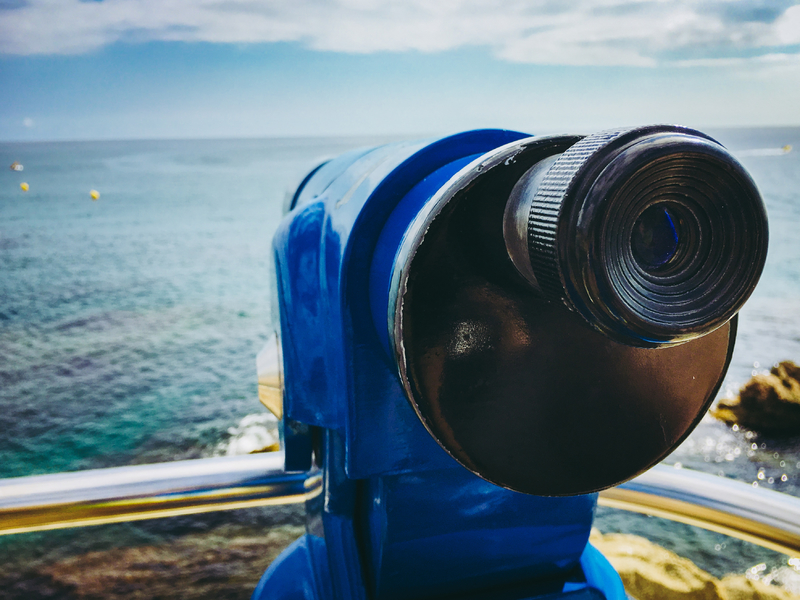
[3,123,800,146]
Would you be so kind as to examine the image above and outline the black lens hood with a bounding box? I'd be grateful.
[526,125,768,347]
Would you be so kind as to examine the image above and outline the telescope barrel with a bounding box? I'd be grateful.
[383,128,768,495]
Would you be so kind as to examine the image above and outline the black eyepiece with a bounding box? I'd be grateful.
[506,125,769,347]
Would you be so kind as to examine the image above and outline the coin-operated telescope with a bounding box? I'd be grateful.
[253,126,768,600]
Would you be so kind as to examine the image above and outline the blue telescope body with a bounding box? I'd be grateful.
[252,128,767,600]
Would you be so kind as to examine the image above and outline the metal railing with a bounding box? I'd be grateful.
[599,465,800,556]
[0,452,321,536]
[1,455,798,558]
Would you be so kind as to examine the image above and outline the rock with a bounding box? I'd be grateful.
[0,524,304,600]
[720,575,798,600]
[590,530,799,600]
[711,361,800,435]
[772,565,800,596]
[591,529,723,599]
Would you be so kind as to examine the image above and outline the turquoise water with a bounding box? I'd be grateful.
[0,136,386,477]
[1,129,799,580]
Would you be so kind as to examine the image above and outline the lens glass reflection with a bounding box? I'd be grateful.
[632,205,679,270]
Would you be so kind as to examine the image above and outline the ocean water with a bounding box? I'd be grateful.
[1,128,799,581]
[0,136,388,478]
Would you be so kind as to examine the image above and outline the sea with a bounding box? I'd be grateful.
[1,128,799,594]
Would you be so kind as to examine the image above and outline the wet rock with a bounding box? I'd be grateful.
[711,361,800,435]
[720,575,798,600]
[590,530,798,600]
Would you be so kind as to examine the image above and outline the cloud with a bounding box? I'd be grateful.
[676,50,800,78]
[775,4,800,44]
[0,0,798,67]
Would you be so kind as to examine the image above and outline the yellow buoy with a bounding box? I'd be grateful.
[20,182,29,192]
[90,189,100,201]
[783,145,793,154]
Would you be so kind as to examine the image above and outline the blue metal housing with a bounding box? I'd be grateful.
[254,131,627,600]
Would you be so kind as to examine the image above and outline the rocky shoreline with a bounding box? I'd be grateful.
[712,361,800,435]
[591,530,799,600]
[0,524,304,600]
[1,524,796,599]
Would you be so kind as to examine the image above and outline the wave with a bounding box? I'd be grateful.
[216,413,279,456]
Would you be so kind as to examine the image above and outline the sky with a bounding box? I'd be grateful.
[1,0,799,142]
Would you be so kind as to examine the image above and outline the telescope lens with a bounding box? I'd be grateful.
[631,205,679,271]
